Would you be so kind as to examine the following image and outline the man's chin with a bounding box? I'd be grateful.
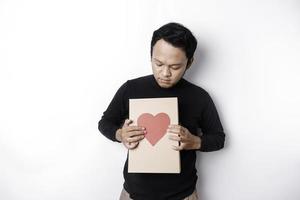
[158,82,173,88]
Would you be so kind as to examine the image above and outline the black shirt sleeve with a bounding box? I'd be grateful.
[98,81,129,142]
[198,93,226,152]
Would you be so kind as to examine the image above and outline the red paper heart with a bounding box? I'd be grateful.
[137,112,170,146]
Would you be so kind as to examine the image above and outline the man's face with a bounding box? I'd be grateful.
[151,39,192,88]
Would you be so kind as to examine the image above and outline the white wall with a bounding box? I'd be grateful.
[1,0,300,199]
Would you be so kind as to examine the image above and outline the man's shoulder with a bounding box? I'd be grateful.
[182,78,209,96]
[128,74,153,82]
[125,74,153,87]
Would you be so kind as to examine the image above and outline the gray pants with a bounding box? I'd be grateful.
[119,188,199,200]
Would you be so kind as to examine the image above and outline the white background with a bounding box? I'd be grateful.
[1,0,300,199]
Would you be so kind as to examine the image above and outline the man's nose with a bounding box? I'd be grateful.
[162,66,171,77]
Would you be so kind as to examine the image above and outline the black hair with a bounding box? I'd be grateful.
[151,22,197,66]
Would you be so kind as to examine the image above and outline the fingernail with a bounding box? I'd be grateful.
[144,130,147,134]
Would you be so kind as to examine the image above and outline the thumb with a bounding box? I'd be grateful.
[123,119,133,127]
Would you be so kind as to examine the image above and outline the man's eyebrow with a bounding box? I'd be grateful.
[153,58,163,63]
[153,58,183,66]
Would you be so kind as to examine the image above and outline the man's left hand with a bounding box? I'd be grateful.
[167,125,201,151]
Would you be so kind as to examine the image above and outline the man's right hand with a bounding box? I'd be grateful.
[116,119,146,149]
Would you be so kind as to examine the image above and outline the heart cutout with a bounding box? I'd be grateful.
[137,112,170,146]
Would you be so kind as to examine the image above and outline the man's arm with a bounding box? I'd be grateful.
[197,93,226,152]
[98,81,129,142]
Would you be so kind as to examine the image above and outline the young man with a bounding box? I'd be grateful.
[98,22,225,200]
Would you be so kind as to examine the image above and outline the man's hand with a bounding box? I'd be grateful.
[167,124,201,151]
[116,119,146,149]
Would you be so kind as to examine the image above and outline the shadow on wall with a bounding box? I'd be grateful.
[185,39,229,200]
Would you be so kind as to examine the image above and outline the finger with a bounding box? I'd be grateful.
[128,130,146,137]
[169,125,187,134]
[124,142,130,148]
[168,127,183,134]
[168,124,181,129]
[168,133,181,141]
[127,142,139,149]
[178,137,188,143]
[123,119,133,127]
[127,126,145,132]
[124,141,137,149]
[167,128,180,134]
[177,127,188,136]
[172,144,184,151]
[127,135,145,143]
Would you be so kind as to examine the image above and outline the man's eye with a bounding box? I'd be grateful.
[156,63,163,66]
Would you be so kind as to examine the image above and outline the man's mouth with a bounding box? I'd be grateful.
[160,78,171,83]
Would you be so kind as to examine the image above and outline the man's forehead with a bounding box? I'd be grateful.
[152,41,187,61]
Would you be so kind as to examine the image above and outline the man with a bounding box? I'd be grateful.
[98,22,225,200]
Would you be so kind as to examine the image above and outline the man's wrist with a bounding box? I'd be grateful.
[193,135,201,150]
[115,128,122,142]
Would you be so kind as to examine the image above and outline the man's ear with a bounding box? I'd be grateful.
[186,57,194,70]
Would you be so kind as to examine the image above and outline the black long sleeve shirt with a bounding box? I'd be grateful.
[98,74,225,200]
